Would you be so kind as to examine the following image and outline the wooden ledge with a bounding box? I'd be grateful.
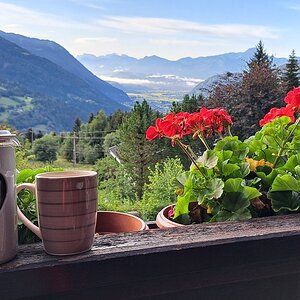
[2,214,300,299]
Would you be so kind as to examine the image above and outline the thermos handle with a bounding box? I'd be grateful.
[0,173,7,211]
[16,183,42,239]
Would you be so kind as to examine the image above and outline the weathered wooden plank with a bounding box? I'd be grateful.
[1,214,300,299]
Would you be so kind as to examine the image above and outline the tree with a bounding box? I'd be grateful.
[106,109,126,131]
[118,100,164,199]
[172,94,202,113]
[73,117,81,134]
[88,113,95,124]
[206,41,285,139]
[32,134,59,163]
[248,40,273,69]
[24,128,36,143]
[283,49,299,93]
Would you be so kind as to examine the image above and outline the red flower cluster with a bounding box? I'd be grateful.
[146,107,232,145]
[189,107,233,138]
[284,87,300,113]
[259,107,295,127]
[259,87,300,127]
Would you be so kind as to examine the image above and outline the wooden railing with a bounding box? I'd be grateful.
[2,214,300,299]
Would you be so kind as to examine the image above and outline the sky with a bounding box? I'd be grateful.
[1,0,300,60]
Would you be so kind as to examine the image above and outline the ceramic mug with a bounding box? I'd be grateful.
[17,170,98,256]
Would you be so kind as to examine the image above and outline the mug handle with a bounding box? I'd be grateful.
[16,183,42,239]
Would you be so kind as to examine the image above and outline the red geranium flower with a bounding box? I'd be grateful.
[195,107,232,137]
[161,112,191,139]
[186,112,205,138]
[284,87,300,112]
[259,107,295,127]
[146,118,164,140]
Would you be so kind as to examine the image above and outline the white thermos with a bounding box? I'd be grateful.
[0,130,19,264]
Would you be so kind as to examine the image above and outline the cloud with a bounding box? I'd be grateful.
[0,2,95,33]
[97,16,280,39]
[85,3,105,10]
[287,4,300,11]
[99,75,153,85]
[74,37,117,43]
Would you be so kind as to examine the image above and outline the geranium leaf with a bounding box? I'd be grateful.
[215,150,233,166]
[197,150,218,169]
[200,178,224,201]
[174,193,191,218]
[283,154,300,173]
[231,162,250,178]
[222,163,240,176]
[295,166,300,180]
[213,207,251,222]
[173,214,191,225]
[256,169,280,187]
[269,191,300,212]
[174,171,189,188]
[270,174,300,192]
[222,178,261,212]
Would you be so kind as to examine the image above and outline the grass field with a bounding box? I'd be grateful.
[0,96,19,107]
[24,157,94,171]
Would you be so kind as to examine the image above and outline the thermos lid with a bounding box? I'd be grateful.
[0,130,20,147]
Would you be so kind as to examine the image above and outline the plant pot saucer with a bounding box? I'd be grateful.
[156,205,185,229]
[95,211,148,235]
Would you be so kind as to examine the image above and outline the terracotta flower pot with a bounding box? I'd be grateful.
[156,205,185,229]
[95,211,148,234]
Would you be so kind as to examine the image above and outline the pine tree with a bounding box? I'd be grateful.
[172,94,202,113]
[248,40,273,69]
[88,113,95,124]
[118,100,163,199]
[283,49,299,93]
[73,117,81,134]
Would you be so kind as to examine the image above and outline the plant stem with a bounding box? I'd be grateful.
[198,132,211,150]
[227,125,233,137]
[176,139,206,178]
[273,116,300,168]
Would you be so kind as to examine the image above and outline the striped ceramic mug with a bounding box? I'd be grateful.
[17,171,98,256]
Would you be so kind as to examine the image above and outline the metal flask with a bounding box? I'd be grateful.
[0,130,20,264]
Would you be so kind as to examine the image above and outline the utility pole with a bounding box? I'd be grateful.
[73,132,77,167]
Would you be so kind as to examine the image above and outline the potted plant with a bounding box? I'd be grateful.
[146,88,300,228]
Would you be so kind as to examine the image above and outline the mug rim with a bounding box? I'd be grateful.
[36,170,97,179]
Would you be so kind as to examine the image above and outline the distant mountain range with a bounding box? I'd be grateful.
[77,50,288,95]
[0,31,131,131]
[189,72,244,99]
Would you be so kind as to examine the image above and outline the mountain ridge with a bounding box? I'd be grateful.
[0,30,130,105]
[0,33,131,131]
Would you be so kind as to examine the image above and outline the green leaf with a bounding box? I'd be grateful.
[213,207,252,222]
[214,136,249,160]
[256,169,280,187]
[295,166,300,180]
[197,150,218,169]
[222,178,261,212]
[17,168,48,184]
[173,214,191,225]
[215,150,233,166]
[174,171,189,188]
[283,154,300,173]
[230,162,250,178]
[269,191,300,212]
[270,174,300,192]
[197,178,224,203]
[222,163,240,176]
[174,194,191,218]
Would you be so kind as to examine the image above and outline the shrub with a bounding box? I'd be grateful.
[138,157,184,221]
[95,157,138,212]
